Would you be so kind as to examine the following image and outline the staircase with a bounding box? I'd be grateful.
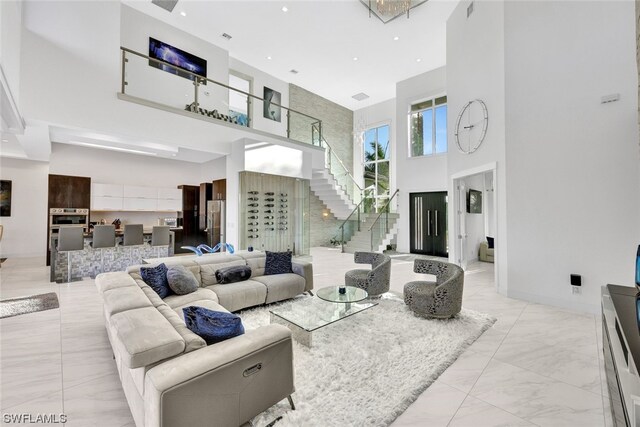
[310,169,357,220]
[342,213,399,254]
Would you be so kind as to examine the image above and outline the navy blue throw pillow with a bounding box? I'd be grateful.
[486,236,495,249]
[264,251,293,275]
[140,263,172,298]
[182,306,244,345]
[215,265,252,284]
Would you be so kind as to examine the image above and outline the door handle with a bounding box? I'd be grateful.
[427,210,431,236]
[435,210,438,237]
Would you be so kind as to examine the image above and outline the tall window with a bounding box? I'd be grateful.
[409,95,447,157]
[363,124,390,212]
[229,72,252,127]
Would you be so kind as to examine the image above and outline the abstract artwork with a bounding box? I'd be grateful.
[467,189,482,214]
[263,87,282,122]
[148,37,207,84]
[0,180,11,217]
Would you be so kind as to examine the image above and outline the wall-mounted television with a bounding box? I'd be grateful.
[148,37,207,84]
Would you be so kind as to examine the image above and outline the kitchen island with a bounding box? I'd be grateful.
[50,228,177,282]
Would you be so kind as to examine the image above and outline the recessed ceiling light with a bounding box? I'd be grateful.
[180,11,186,16]
[352,92,370,101]
[416,58,422,62]
[221,33,232,40]
[1,139,9,143]
[393,36,399,41]
[282,6,288,12]
[290,69,299,74]
[353,57,358,61]
[266,56,272,60]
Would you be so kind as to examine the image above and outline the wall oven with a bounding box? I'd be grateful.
[49,208,89,248]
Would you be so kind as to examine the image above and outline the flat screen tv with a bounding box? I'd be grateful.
[148,37,207,84]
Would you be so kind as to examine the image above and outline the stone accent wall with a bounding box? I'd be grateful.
[288,84,354,173]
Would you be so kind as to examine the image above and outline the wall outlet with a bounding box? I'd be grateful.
[601,93,620,104]
[572,286,582,294]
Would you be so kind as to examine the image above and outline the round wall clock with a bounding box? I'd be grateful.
[454,99,488,154]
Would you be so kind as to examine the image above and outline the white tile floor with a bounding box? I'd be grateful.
[0,248,610,427]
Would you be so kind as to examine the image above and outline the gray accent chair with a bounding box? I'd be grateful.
[150,226,171,258]
[91,224,116,276]
[57,227,85,283]
[404,259,464,318]
[344,251,391,297]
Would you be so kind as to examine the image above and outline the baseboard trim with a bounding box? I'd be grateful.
[507,288,600,315]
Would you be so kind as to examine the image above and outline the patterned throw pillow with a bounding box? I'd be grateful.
[166,265,199,295]
[140,263,172,298]
[182,306,245,345]
[486,236,495,249]
[215,265,252,284]
[264,251,293,275]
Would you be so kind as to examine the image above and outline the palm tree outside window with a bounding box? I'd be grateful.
[363,124,390,213]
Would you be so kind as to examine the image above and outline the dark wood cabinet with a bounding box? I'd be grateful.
[48,174,91,209]
[46,174,91,265]
[212,179,226,200]
[176,185,200,254]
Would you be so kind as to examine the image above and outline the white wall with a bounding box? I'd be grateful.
[121,5,229,115]
[1,0,22,109]
[447,0,507,291]
[229,57,289,138]
[395,66,448,253]
[0,158,48,259]
[200,157,227,183]
[503,0,640,313]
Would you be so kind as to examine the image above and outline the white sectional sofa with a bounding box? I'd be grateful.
[95,252,313,427]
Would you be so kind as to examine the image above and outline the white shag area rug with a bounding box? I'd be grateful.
[240,293,496,427]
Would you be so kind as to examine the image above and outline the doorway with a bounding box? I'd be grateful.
[409,191,448,257]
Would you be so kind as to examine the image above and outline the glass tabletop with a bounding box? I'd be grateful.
[316,286,368,303]
[269,297,378,332]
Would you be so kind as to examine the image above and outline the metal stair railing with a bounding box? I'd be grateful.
[368,189,400,252]
[337,190,376,253]
[311,123,363,207]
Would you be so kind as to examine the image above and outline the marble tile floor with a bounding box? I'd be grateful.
[0,249,610,426]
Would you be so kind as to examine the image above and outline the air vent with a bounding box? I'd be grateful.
[352,92,370,101]
[151,0,179,13]
[221,33,232,40]
[290,69,299,74]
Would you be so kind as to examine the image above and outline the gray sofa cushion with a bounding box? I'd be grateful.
[167,265,199,295]
[96,271,138,293]
[206,280,267,312]
[109,307,185,369]
[253,273,306,304]
[163,288,219,309]
[156,304,206,353]
[103,286,153,317]
[239,252,266,277]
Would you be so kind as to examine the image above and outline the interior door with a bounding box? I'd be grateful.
[410,192,448,257]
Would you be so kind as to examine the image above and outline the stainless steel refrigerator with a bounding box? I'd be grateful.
[206,200,226,249]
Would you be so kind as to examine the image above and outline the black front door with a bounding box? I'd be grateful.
[410,191,448,256]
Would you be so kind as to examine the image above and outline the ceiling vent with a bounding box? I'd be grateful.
[290,69,299,74]
[352,92,370,101]
[221,33,232,41]
[151,0,179,13]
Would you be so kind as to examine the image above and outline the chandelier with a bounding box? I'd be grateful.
[363,0,428,24]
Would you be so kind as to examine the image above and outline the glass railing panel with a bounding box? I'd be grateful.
[369,212,387,251]
[337,218,359,250]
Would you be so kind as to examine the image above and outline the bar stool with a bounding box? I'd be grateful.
[91,225,116,276]
[120,224,145,266]
[57,227,85,283]
[150,226,171,258]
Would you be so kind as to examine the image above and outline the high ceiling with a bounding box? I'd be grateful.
[123,0,458,111]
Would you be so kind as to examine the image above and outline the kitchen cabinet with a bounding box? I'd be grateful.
[123,185,157,199]
[157,198,182,211]
[123,197,157,211]
[92,183,123,198]
[48,175,91,209]
[157,188,182,200]
[212,179,226,200]
[92,196,123,211]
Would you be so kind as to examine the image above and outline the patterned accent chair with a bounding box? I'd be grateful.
[404,259,464,318]
[344,252,391,297]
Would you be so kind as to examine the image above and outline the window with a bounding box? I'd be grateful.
[409,95,447,157]
[363,124,390,212]
[229,72,252,127]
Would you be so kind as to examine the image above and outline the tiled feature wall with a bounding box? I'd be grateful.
[288,84,355,175]
[309,191,341,247]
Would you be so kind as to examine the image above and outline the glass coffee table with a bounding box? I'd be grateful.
[269,286,377,347]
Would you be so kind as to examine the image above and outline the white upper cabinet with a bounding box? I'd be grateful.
[157,188,182,200]
[123,185,158,199]
[92,183,123,198]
